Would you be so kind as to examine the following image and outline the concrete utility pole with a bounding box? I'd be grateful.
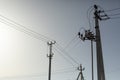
[76,64,85,80]
[94,5,106,80]
[78,4,109,80]
[47,41,56,80]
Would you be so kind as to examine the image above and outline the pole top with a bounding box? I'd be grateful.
[94,5,98,9]
[47,41,56,45]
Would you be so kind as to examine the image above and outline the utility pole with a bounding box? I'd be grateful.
[94,5,108,80]
[47,41,56,80]
[78,5,109,80]
[76,64,85,80]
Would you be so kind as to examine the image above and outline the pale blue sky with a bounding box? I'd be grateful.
[0,0,120,80]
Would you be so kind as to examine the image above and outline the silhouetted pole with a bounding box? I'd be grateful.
[47,41,56,80]
[77,64,85,80]
[78,4,109,80]
[94,5,105,80]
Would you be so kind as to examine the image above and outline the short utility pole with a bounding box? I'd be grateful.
[76,64,85,80]
[47,41,56,80]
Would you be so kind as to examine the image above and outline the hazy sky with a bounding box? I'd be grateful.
[0,0,120,80]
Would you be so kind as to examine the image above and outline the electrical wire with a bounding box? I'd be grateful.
[104,7,120,12]
[56,67,76,71]
[0,14,79,79]
[0,18,48,42]
[0,19,48,42]
[0,73,47,79]
[87,6,94,30]
[0,14,53,42]
[55,43,79,65]
[97,5,120,20]
[52,66,77,74]
[71,38,81,49]
[64,34,78,50]
[109,17,120,19]
[52,69,76,75]
[0,68,76,79]
[54,46,75,67]
[108,13,120,19]
[108,13,120,16]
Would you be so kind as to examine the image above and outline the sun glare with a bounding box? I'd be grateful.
[0,23,12,61]
[0,23,18,76]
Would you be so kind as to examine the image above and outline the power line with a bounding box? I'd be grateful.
[87,6,94,30]
[55,43,79,65]
[0,14,53,42]
[0,18,48,42]
[0,74,47,79]
[0,69,76,79]
[64,34,78,50]
[0,18,47,42]
[53,66,76,71]
[109,17,120,19]
[52,69,76,75]
[54,46,75,67]
[108,13,120,16]
[104,7,120,12]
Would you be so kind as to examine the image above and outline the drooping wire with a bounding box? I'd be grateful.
[53,46,75,67]
[87,6,94,31]
[0,19,48,42]
[71,38,82,49]
[64,34,78,50]
[0,14,53,42]
[55,43,79,65]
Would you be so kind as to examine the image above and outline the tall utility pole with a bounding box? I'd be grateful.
[47,41,56,80]
[76,64,85,80]
[94,5,107,80]
[78,5,109,80]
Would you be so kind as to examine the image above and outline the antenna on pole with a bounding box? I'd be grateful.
[47,41,56,80]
